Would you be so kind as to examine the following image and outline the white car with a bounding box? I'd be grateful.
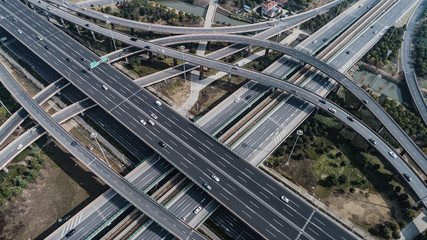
[328,108,336,114]
[211,174,219,182]
[280,196,289,203]
[193,206,202,214]
[140,119,146,125]
[158,49,164,53]
[17,29,23,34]
[155,100,162,106]
[17,144,23,150]
[102,85,108,90]
[389,151,397,159]
[234,98,240,103]
[150,113,158,119]
[148,120,155,126]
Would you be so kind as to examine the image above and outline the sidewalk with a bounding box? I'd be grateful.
[399,209,427,240]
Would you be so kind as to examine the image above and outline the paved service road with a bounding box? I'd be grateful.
[0,60,205,240]
[401,0,427,125]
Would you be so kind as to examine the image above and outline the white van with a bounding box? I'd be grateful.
[148,120,155,126]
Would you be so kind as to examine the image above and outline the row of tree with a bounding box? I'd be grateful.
[300,0,357,32]
[113,0,202,26]
[364,27,404,67]
[414,9,427,77]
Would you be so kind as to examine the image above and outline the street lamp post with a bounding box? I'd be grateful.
[285,129,303,165]
[106,20,117,51]
[90,131,111,167]
[0,100,11,115]
[180,45,186,81]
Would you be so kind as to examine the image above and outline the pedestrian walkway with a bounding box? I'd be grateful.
[400,209,427,240]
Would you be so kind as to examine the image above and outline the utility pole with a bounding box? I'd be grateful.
[285,130,303,165]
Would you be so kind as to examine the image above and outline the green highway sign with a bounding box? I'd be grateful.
[90,57,108,69]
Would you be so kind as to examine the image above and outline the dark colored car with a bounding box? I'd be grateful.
[403,173,412,182]
[130,37,138,41]
[245,95,251,100]
[45,46,50,50]
[66,57,72,62]
[319,99,326,104]
[71,141,77,146]
[347,116,354,122]
[85,23,90,27]
[65,229,76,237]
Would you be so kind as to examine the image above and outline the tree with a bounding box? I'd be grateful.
[338,175,347,185]
[326,175,338,187]
[105,6,112,14]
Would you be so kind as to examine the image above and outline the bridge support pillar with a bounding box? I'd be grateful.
[111,23,115,29]
[173,58,178,66]
[45,11,51,22]
[199,66,204,80]
[264,48,270,58]
[228,73,231,84]
[75,24,81,35]
[247,45,251,53]
[131,28,135,35]
[60,18,66,28]
[149,51,153,63]
[90,31,96,41]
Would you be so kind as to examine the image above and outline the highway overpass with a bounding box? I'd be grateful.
[2,1,359,239]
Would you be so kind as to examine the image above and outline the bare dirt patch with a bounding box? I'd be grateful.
[324,189,405,230]
[151,77,191,106]
[0,140,107,240]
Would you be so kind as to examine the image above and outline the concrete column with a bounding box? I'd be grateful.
[131,28,135,35]
[264,48,270,58]
[173,58,177,66]
[247,45,251,53]
[228,73,231,84]
[75,24,81,35]
[149,51,153,62]
[60,18,66,28]
[199,66,204,80]
[45,11,51,22]
[111,23,115,29]
[90,30,96,41]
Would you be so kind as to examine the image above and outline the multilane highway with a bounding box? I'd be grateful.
[4,1,357,239]
[0,78,68,146]
[0,59,205,240]
[0,98,95,170]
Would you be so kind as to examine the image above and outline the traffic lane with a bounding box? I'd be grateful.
[134,222,174,240]
[169,185,213,222]
[10,3,364,238]
[0,98,94,168]
[46,0,343,34]
[86,107,153,160]
[234,97,310,158]
[52,157,169,239]
[108,103,303,239]
[300,0,377,53]
[0,50,201,240]
[204,83,270,134]
[125,92,317,227]
[306,95,427,198]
